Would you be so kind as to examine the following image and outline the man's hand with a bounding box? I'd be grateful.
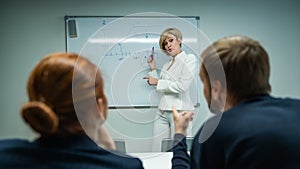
[172,106,194,136]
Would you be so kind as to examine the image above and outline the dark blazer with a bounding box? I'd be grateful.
[0,134,144,169]
[172,95,300,169]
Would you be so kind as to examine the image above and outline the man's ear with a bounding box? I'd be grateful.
[211,80,223,100]
[96,98,105,121]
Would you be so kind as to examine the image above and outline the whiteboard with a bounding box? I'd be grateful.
[65,14,201,108]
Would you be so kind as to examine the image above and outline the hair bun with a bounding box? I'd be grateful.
[21,101,58,135]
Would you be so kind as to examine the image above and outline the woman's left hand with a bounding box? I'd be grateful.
[143,76,158,86]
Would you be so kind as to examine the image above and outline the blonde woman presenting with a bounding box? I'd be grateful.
[144,28,197,152]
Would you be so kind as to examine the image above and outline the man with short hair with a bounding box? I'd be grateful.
[171,35,300,169]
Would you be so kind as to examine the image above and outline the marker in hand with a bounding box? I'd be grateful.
[147,47,156,71]
[148,46,154,63]
[152,46,154,55]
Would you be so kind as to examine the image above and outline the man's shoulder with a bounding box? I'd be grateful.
[0,138,31,148]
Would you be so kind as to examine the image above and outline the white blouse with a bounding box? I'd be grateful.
[148,51,197,111]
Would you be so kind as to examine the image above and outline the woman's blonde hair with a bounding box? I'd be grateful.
[159,28,182,54]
